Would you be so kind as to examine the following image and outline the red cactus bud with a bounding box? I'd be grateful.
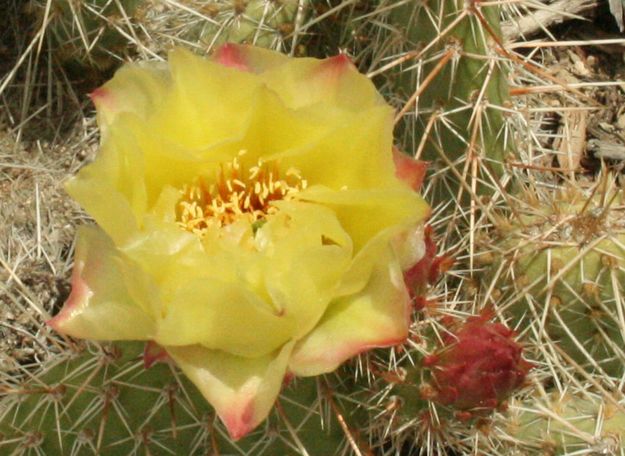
[426,313,532,411]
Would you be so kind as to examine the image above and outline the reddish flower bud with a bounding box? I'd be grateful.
[426,312,532,411]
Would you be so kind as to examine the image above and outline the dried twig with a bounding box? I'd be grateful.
[502,0,599,41]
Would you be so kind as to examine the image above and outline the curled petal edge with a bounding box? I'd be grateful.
[289,252,411,377]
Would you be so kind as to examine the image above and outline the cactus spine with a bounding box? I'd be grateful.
[36,0,303,75]
[387,0,510,200]
[487,179,625,377]
[506,392,625,454]
[0,341,350,454]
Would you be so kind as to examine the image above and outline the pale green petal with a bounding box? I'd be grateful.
[48,226,156,340]
[120,214,205,287]
[122,210,256,303]
[156,279,294,358]
[167,341,294,440]
[289,249,410,377]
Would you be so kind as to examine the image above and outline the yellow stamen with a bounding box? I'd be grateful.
[176,155,306,236]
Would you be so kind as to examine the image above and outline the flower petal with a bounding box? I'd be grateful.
[212,43,289,73]
[91,62,170,132]
[212,44,381,112]
[166,341,294,440]
[47,226,156,340]
[299,185,429,252]
[71,111,247,243]
[121,115,241,207]
[120,212,205,286]
[289,247,410,376]
[156,279,294,358]
[241,87,336,163]
[212,43,251,71]
[393,147,428,191]
[258,202,352,338]
[66,121,147,245]
[148,48,261,149]
[260,51,381,112]
[265,105,400,192]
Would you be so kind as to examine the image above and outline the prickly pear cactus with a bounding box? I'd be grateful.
[194,0,300,48]
[10,0,608,454]
[0,341,350,455]
[367,309,532,454]
[486,180,625,377]
[389,0,509,188]
[506,391,625,454]
[35,0,303,75]
[36,0,144,72]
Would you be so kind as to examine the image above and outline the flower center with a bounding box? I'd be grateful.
[176,152,307,236]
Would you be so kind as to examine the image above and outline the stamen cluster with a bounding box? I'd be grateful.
[176,152,307,235]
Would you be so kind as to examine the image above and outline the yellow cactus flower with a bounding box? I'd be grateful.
[49,44,430,440]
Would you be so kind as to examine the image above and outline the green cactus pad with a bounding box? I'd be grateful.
[197,0,300,48]
[489,184,625,376]
[506,392,625,454]
[390,0,509,186]
[0,341,351,455]
[41,0,144,72]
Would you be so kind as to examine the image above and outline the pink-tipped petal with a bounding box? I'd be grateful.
[259,51,380,111]
[289,250,411,377]
[158,48,260,149]
[213,43,250,71]
[166,341,294,440]
[393,147,428,191]
[89,87,114,111]
[47,257,92,332]
[47,226,156,340]
[211,43,289,75]
[91,64,170,131]
[312,53,353,85]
